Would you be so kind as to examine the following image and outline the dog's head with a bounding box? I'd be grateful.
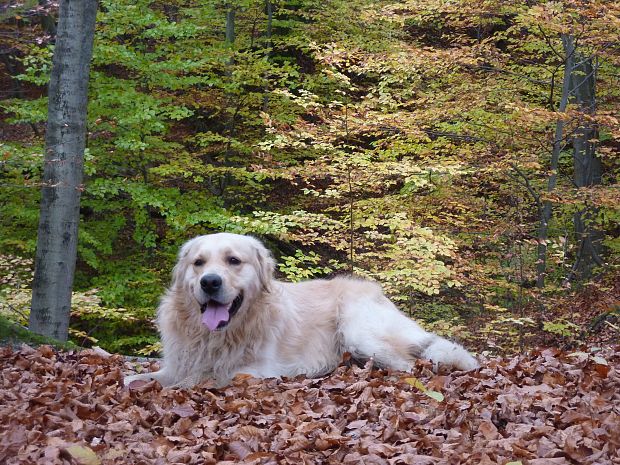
[170,233,275,331]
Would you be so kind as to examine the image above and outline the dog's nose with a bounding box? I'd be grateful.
[200,274,222,293]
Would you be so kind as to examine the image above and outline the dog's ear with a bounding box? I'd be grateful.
[170,261,184,288]
[170,237,197,287]
[253,238,275,292]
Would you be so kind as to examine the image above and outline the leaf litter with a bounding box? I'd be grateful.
[0,345,619,464]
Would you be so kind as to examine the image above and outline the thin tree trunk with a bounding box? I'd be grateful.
[262,0,273,112]
[568,54,603,282]
[220,4,236,203]
[39,0,58,35]
[265,0,273,47]
[29,0,97,341]
[226,7,235,44]
[536,34,574,288]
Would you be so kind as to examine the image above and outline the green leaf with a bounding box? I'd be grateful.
[592,356,608,366]
[425,390,445,402]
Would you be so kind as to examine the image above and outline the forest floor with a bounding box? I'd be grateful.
[463,274,620,356]
[1,344,618,465]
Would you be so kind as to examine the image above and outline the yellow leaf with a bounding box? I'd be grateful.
[405,377,444,402]
[64,445,101,465]
[404,376,426,392]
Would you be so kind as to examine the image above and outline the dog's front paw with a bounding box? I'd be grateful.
[422,338,479,371]
[123,372,156,386]
[169,374,206,390]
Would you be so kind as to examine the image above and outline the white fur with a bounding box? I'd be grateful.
[124,233,478,388]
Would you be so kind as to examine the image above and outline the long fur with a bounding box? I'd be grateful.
[124,233,478,388]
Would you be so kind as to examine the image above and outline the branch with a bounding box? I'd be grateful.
[537,26,564,61]
[2,302,29,322]
[474,64,550,86]
[424,130,487,143]
[508,163,542,212]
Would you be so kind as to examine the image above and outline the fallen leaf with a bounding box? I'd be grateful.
[171,404,195,418]
[63,445,101,465]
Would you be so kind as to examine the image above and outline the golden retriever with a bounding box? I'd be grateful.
[124,233,478,388]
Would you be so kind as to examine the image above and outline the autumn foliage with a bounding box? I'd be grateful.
[1,345,619,464]
[1,1,619,462]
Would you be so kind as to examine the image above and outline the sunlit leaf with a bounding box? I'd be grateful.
[64,445,101,465]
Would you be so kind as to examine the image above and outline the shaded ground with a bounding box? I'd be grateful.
[1,345,619,464]
[463,273,620,357]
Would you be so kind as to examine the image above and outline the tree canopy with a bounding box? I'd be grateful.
[0,0,619,354]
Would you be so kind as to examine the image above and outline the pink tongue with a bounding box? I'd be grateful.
[201,301,231,330]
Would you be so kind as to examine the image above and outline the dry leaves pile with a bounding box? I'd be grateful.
[1,345,619,465]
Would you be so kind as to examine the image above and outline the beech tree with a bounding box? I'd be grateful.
[568,51,603,282]
[29,0,98,341]
[535,34,575,289]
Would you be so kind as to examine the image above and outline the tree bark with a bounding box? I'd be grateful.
[220,4,237,203]
[226,7,236,44]
[29,0,98,341]
[568,54,603,281]
[536,34,574,288]
[262,0,273,112]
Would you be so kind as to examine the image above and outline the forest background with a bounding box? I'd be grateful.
[0,0,618,357]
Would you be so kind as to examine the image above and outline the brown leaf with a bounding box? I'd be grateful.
[106,420,134,433]
[229,440,253,460]
[346,419,368,430]
[171,404,196,418]
[529,459,570,465]
[166,448,192,463]
[478,420,501,440]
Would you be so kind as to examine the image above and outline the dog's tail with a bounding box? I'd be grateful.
[417,337,479,371]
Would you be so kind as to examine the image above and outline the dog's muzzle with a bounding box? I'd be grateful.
[200,273,222,294]
[200,292,243,331]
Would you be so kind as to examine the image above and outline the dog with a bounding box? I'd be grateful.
[124,233,478,388]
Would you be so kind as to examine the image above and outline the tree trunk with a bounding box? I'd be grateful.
[220,4,237,203]
[262,0,273,112]
[536,34,574,288]
[265,1,273,45]
[29,0,97,341]
[226,7,235,44]
[39,0,58,35]
[568,54,603,282]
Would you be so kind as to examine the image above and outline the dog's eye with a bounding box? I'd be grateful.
[228,256,241,266]
[193,259,205,267]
